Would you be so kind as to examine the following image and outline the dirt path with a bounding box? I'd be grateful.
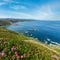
[24,40,59,55]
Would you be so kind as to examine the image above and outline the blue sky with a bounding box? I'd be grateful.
[0,0,60,20]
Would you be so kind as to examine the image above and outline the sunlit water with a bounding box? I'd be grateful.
[5,20,60,44]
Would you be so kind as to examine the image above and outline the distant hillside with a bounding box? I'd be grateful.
[0,20,12,26]
[0,28,60,60]
[0,18,34,26]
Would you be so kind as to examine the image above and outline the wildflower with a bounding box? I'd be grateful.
[21,55,24,59]
[1,52,6,57]
[15,52,20,59]
[11,46,16,51]
[15,52,19,56]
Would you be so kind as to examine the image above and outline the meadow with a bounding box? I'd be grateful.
[0,28,60,60]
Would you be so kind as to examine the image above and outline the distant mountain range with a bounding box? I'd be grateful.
[0,18,34,21]
[0,18,34,26]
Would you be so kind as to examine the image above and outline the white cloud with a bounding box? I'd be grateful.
[10,5,27,10]
[32,2,60,20]
[0,0,60,20]
[0,10,35,19]
[0,2,6,6]
[10,12,35,19]
[0,0,13,6]
[33,5,53,20]
[3,0,12,2]
[0,15,5,18]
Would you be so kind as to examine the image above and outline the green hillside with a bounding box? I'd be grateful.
[0,28,60,60]
[0,20,11,26]
[0,19,33,26]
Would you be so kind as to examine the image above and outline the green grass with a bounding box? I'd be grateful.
[0,28,60,60]
[48,45,60,53]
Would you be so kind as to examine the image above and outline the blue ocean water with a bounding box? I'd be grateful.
[6,20,60,44]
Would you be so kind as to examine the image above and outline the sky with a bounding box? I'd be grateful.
[0,0,60,20]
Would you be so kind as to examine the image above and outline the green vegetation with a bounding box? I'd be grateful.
[48,45,60,53]
[0,28,60,60]
[0,19,34,26]
[0,20,11,26]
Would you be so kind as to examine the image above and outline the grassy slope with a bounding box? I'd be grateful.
[48,44,60,53]
[0,20,11,26]
[0,19,33,26]
[0,28,60,60]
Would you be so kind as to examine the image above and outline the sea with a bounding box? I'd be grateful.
[5,20,60,45]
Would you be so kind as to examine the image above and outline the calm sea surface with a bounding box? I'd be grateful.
[5,20,60,44]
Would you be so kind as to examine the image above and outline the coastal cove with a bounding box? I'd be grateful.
[5,20,60,45]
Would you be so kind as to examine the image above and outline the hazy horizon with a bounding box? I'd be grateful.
[0,18,60,21]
